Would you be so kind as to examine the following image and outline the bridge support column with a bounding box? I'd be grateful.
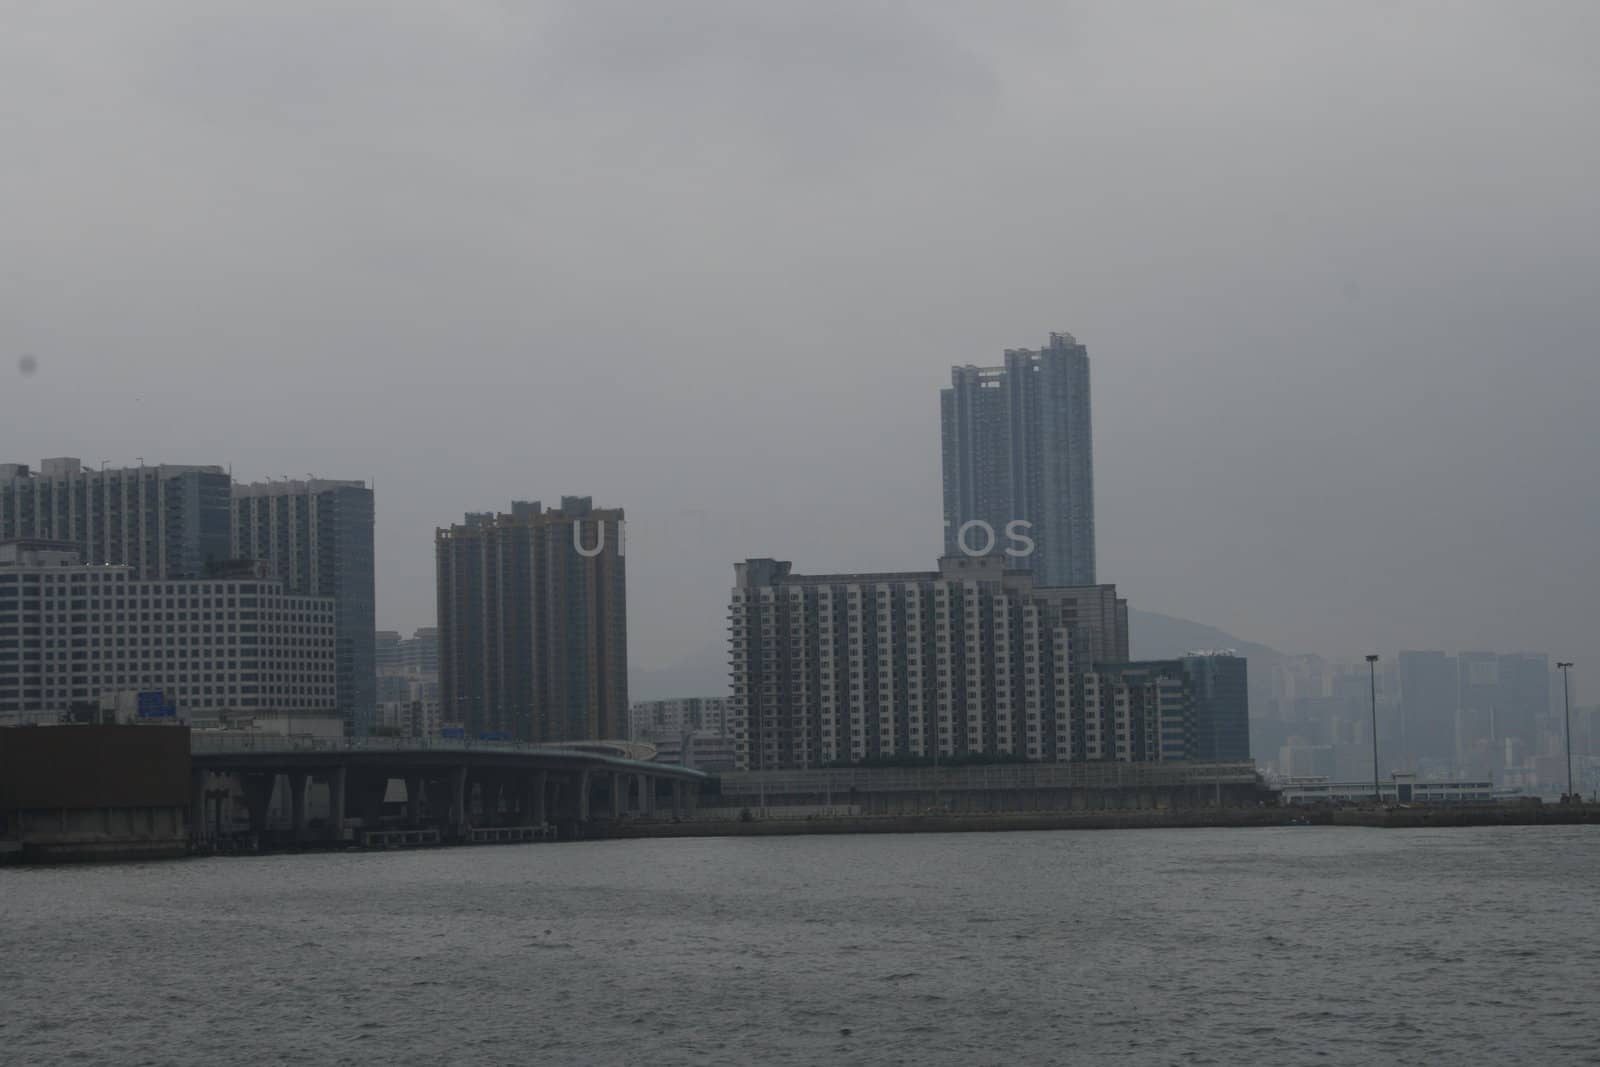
[190,769,208,846]
[450,766,468,839]
[671,780,683,819]
[243,773,274,836]
[406,777,423,827]
[610,773,624,819]
[577,770,591,823]
[639,774,655,817]
[329,765,347,842]
[290,772,309,842]
[533,771,548,825]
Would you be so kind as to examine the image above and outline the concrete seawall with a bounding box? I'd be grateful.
[606,804,1600,839]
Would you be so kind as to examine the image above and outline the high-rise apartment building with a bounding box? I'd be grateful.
[0,539,335,725]
[435,497,627,742]
[0,458,231,580]
[232,479,375,736]
[941,332,1095,587]
[728,554,1128,771]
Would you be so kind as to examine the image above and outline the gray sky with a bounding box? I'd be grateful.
[4,1,1597,669]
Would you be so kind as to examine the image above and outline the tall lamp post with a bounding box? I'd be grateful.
[1557,661,1574,801]
[1366,654,1381,804]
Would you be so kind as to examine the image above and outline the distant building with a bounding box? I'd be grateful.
[1398,650,1457,769]
[1278,775,1497,806]
[1455,651,1550,779]
[729,554,1128,771]
[629,697,732,742]
[941,332,1096,587]
[0,539,336,725]
[436,498,627,742]
[1183,651,1251,762]
[378,628,439,675]
[0,458,231,580]
[651,733,738,773]
[377,627,441,740]
[232,478,376,736]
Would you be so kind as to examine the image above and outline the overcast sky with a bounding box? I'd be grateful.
[4,1,1597,670]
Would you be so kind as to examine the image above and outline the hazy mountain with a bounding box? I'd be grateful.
[630,608,1283,703]
[1127,608,1282,665]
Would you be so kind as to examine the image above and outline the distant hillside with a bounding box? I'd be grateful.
[1127,608,1282,666]
[632,609,1281,704]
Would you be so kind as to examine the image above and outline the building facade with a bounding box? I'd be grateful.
[1183,651,1251,761]
[728,554,1129,771]
[436,497,627,742]
[0,539,335,725]
[232,479,375,735]
[1082,660,1192,763]
[941,332,1096,587]
[1,458,231,580]
[629,696,732,742]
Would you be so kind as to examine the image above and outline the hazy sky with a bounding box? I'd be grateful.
[5,1,1597,669]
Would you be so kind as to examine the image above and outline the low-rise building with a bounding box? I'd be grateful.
[629,696,732,742]
[1278,774,1499,805]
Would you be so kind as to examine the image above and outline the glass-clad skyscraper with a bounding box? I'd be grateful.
[941,331,1095,587]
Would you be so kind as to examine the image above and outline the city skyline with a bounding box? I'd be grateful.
[6,4,1595,674]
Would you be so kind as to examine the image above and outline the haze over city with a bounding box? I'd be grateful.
[5,1,1597,671]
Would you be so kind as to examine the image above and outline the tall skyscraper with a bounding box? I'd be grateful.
[729,554,1128,771]
[0,458,231,579]
[232,479,376,736]
[435,497,628,742]
[941,331,1095,587]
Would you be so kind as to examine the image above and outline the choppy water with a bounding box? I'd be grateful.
[3,827,1597,1065]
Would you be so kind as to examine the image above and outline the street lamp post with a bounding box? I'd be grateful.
[1557,661,1574,802]
[1366,654,1381,805]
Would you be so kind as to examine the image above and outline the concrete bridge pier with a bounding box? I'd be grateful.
[242,772,275,836]
[404,776,424,827]
[609,772,625,820]
[354,773,387,834]
[449,765,468,840]
[290,771,310,843]
[190,769,208,846]
[328,765,347,841]
[637,773,655,817]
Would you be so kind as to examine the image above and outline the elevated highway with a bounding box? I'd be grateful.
[189,735,705,847]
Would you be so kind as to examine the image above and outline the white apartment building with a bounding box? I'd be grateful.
[0,539,336,724]
[728,555,1131,771]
